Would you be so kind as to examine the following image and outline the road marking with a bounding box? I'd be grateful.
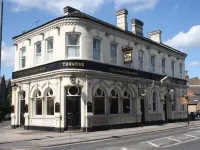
[140,136,171,144]
[184,134,198,138]
[121,147,128,150]
[163,138,199,148]
[147,141,159,147]
[165,137,182,143]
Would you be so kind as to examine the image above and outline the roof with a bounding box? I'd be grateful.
[13,7,187,57]
[189,77,200,85]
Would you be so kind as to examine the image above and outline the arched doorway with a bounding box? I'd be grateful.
[65,86,82,130]
[19,91,25,126]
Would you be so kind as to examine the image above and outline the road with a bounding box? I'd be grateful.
[41,125,200,150]
[1,124,200,150]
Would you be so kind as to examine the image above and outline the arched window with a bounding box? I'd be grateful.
[172,94,176,111]
[110,89,119,114]
[46,88,54,115]
[138,50,144,69]
[35,90,42,115]
[152,92,157,112]
[123,90,131,113]
[94,88,105,114]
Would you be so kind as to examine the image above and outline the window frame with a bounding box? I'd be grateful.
[20,47,26,69]
[110,89,119,114]
[151,54,156,73]
[162,58,166,74]
[171,60,175,77]
[45,37,54,62]
[138,50,144,69]
[93,37,102,61]
[46,88,54,116]
[179,63,183,78]
[123,90,131,114]
[94,88,106,115]
[35,90,43,116]
[110,42,118,64]
[65,32,81,58]
[34,41,42,65]
[152,91,157,112]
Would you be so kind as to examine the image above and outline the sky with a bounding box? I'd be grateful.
[2,0,200,79]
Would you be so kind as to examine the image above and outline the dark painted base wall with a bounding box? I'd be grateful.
[12,118,188,133]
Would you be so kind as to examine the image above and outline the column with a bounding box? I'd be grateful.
[24,84,30,130]
[11,87,17,129]
[55,77,62,132]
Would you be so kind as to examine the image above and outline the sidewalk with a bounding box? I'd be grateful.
[1,121,200,148]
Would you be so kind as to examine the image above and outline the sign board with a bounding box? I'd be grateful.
[181,96,190,105]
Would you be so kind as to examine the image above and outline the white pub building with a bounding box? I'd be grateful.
[11,6,188,132]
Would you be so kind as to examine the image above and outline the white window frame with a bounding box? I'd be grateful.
[65,33,81,58]
[138,50,144,69]
[93,38,101,61]
[171,60,175,77]
[162,58,166,74]
[20,47,26,69]
[34,41,42,65]
[151,55,156,73]
[46,37,53,62]
[110,42,117,64]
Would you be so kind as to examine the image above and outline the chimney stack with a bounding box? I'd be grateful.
[115,9,128,31]
[131,19,144,36]
[63,6,79,15]
[149,30,162,43]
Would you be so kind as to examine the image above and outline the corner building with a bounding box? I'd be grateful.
[11,6,188,132]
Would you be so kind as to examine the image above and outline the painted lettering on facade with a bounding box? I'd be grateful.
[62,62,85,67]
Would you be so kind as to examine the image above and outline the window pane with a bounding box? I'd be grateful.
[47,50,53,61]
[123,98,130,113]
[93,39,101,50]
[110,98,118,114]
[35,55,41,65]
[68,34,80,45]
[47,98,54,115]
[162,59,165,74]
[21,58,26,68]
[94,97,105,114]
[36,99,42,115]
[36,42,41,54]
[93,50,100,60]
[67,46,80,57]
[111,43,117,64]
[171,61,175,76]
[47,38,53,50]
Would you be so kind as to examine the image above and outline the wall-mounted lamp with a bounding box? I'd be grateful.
[138,85,147,97]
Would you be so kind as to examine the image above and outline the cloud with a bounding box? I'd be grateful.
[8,0,158,15]
[188,61,200,67]
[1,41,14,67]
[164,25,200,50]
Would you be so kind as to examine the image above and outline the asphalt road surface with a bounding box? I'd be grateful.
[1,124,200,150]
[41,125,200,150]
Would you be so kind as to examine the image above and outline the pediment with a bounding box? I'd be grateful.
[160,76,175,84]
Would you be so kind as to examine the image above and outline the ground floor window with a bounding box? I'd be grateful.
[123,98,130,113]
[47,97,54,115]
[36,98,42,115]
[94,97,105,114]
[110,98,118,114]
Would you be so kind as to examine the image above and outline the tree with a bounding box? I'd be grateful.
[1,91,12,116]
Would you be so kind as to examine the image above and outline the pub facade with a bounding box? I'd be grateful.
[11,6,188,132]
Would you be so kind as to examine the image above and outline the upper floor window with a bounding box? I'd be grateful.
[171,61,175,76]
[162,58,166,74]
[110,43,117,64]
[20,47,26,68]
[151,55,155,73]
[66,33,80,58]
[46,37,53,62]
[35,42,41,65]
[93,38,101,61]
[179,63,183,78]
[138,50,144,69]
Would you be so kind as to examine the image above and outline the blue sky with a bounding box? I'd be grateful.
[2,0,200,79]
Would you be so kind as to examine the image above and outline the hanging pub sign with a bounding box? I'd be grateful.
[122,45,133,64]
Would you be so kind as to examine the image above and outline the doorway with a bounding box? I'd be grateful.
[20,100,25,126]
[163,101,168,122]
[66,96,81,130]
[140,99,145,124]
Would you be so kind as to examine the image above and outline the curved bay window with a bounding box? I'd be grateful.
[94,88,105,115]
[110,89,119,114]
[46,88,54,115]
[123,90,131,113]
[172,94,177,111]
[152,92,157,112]
[35,90,42,115]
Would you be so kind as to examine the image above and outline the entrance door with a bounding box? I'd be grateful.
[20,100,25,126]
[66,96,81,130]
[140,99,145,124]
[163,101,168,122]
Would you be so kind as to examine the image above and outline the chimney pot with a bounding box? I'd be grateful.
[115,9,128,30]
[63,6,79,15]
[149,30,162,43]
[131,19,144,36]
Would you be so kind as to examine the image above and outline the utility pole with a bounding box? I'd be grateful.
[0,0,3,75]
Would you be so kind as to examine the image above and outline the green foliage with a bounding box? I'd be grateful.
[0,91,12,117]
